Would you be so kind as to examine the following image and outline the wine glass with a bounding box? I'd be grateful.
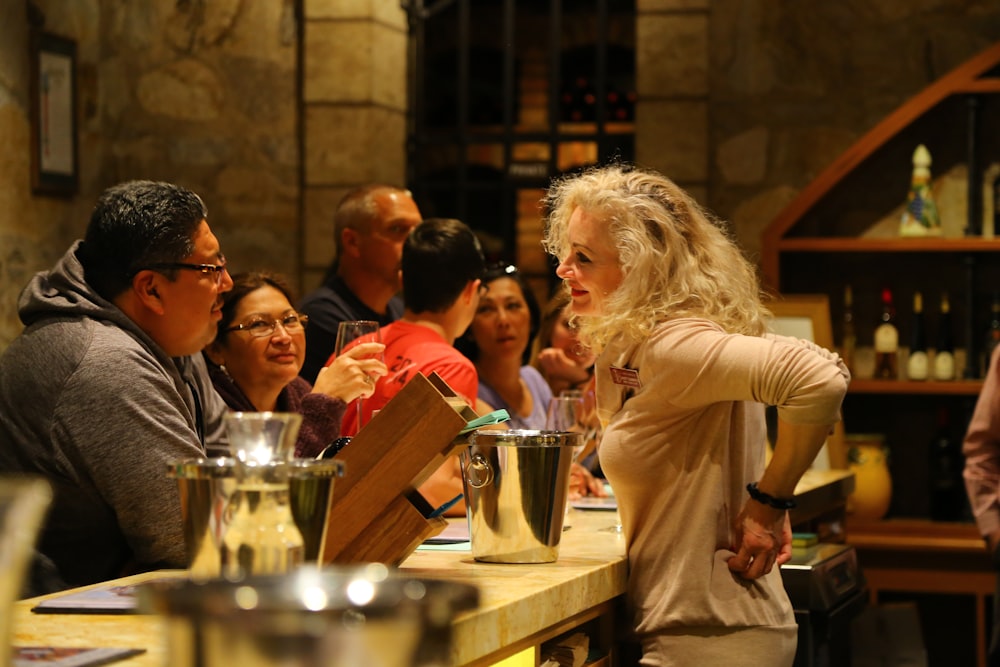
[545,395,584,433]
[334,320,382,429]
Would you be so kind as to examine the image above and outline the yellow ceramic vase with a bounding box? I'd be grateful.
[847,435,892,522]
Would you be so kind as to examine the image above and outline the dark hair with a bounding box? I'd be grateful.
[537,289,572,350]
[402,218,485,313]
[77,180,208,299]
[216,271,298,339]
[455,263,541,365]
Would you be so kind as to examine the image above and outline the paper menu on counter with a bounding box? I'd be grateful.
[29,577,177,615]
[13,647,146,667]
[570,496,618,511]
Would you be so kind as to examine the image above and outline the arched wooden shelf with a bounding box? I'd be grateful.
[762,41,1000,290]
[758,43,1000,667]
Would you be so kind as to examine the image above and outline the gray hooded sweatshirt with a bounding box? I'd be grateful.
[0,241,226,589]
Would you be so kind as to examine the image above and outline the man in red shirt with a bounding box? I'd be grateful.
[331,218,486,511]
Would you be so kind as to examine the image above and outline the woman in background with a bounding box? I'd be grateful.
[457,263,550,430]
[457,264,604,498]
[544,163,849,665]
[204,271,386,458]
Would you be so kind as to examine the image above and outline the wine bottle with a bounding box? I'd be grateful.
[928,408,965,521]
[840,285,857,374]
[984,292,1000,378]
[933,292,955,381]
[874,287,899,379]
[907,291,928,380]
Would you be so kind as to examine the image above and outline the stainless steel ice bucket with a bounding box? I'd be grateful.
[461,429,581,563]
[139,564,479,667]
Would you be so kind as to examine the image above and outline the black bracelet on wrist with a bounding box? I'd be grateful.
[746,481,797,510]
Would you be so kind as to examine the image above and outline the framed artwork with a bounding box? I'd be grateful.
[767,294,834,350]
[765,293,848,470]
[30,32,78,196]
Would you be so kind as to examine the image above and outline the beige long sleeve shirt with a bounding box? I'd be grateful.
[596,318,849,640]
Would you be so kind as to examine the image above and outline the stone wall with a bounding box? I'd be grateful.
[300,0,410,292]
[0,0,299,351]
[0,1,96,350]
[2,0,999,355]
[95,0,301,284]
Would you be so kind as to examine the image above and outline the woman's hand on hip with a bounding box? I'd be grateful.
[726,501,792,580]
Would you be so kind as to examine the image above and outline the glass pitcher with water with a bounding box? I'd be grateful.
[221,412,305,577]
[221,461,304,577]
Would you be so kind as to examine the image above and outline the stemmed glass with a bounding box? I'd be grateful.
[546,394,587,530]
[548,392,621,533]
[334,320,382,429]
[545,391,595,461]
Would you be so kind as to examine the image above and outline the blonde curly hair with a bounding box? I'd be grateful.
[542,164,772,350]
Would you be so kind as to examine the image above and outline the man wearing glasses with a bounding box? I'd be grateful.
[298,184,423,383]
[0,180,232,594]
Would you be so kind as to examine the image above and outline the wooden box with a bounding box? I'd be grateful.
[321,372,473,565]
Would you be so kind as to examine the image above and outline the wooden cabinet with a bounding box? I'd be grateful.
[761,42,1000,667]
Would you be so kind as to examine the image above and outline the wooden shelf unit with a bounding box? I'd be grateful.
[761,41,1000,667]
[777,237,1000,253]
[848,379,983,396]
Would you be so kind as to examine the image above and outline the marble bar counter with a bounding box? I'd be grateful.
[403,508,628,666]
[10,469,852,667]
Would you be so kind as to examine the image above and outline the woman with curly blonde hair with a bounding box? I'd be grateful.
[543,164,849,666]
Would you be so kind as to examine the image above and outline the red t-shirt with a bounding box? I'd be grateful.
[331,320,477,435]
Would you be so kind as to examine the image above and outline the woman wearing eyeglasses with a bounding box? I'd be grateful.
[203,271,387,458]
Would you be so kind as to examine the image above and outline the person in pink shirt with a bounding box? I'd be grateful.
[963,345,1000,665]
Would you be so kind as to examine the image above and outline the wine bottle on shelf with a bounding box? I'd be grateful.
[933,291,955,381]
[840,285,857,374]
[907,291,928,381]
[927,408,965,522]
[873,287,899,380]
[983,292,1000,378]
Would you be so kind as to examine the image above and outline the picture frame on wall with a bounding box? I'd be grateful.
[30,32,78,196]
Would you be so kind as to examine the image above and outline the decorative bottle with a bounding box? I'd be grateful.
[933,292,955,381]
[907,291,928,381]
[874,288,899,380]
[840,285,857,374]
[899,144,942,237]
[983,293,1000,378]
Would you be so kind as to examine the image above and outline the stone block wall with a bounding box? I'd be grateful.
[300,0,410,292]
[0,0,299,351]
[2,0,999,355]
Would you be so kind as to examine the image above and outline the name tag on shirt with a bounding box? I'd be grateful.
[609,366,641,388]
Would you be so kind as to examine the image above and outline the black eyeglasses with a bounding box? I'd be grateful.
[227,313,309,338]
[138,256,228,285]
